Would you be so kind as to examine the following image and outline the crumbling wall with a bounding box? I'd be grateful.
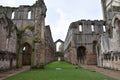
[0,13,17,70]
[64,20,106,65]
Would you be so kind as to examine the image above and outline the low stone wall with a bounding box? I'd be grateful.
[0,52,17,71]
[102,52,120,70]
[103,60,120,70]
[0,60,10,70]
[0,60,16,70]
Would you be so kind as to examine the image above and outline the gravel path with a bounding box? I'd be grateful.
[80,65,120,80]
[0,66,30,80]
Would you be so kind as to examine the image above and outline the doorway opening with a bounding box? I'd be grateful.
[77,46,86,64]
[22,43,32,65]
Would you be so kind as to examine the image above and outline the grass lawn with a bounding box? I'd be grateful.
[4,61,116,80]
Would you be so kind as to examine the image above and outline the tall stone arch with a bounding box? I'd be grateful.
[54,39,64,61]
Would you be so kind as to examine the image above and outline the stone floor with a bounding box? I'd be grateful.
[0,66,30,80]
[80,65,120,80]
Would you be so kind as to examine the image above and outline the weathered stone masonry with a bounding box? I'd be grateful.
[64,0,120,70]
[0,0,55,70]
[0,13,17,70]
[100,0,120,70]
[64,20,106,65]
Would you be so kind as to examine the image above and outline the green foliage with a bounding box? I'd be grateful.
[26,25,34,31]
[17,25,34,46]
[4,61,116,80]
[33,37,41,43]
[20,25,34,33]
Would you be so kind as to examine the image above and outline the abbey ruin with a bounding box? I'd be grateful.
[0,0,120,71]
[64,0,120,70]
[0,0,55,70]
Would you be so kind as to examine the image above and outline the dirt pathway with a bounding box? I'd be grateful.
[0,66,30,80]
[80,65,120,80]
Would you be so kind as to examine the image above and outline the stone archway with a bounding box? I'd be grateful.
[77,46,86,64]
[54,39,64,61]
[22,43,32,65]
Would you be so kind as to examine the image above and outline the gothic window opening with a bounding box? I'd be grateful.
[28,11,31,19]
[79,25,82,32]
[91,25,95,32]
[103,25,106,32]
[11,11,15,19]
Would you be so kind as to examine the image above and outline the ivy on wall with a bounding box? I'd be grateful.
[33,37,41,43]
[21,25,34,33]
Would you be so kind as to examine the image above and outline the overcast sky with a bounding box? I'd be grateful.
[0,0,103,41]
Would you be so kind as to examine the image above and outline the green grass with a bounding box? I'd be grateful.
[4,61,116,80]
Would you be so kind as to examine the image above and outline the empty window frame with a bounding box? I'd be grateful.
[103,25,106,32]
[11,11,15,19]
[79,25,82,32]
[91,25,95,32]
[28,11,31,19]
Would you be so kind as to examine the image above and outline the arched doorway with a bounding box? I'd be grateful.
[77,46,86,64]
[22,43,32,65]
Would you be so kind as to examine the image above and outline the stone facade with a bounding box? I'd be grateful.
[100,0,120,70]
[0,13,17,70]
[64,20,106,65]
[64,0,120,71]
[45,25,55,64]
[0,0,55,70]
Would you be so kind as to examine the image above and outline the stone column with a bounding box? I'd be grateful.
[33,15,45,68]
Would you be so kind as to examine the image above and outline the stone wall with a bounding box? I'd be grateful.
[100,0,120,70]
[64,20,106,65]
[45,25,55,64]
[0,0,55,70]
[0,13,17,70]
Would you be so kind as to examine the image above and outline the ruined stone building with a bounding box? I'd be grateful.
[0,0,55,70]
[64,0,120,70]
[100,0,120,70]
[64,20,106,65]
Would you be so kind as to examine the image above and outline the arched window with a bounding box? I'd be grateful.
[28,11,31,19]
[91,25,95,32]
[79,25,82,32]
[103,25,106,32]
[11,11,15,19]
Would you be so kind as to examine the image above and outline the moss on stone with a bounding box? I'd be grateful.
[33,37,41,43]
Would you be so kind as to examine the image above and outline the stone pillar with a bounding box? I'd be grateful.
[33,15,45,68]
[31,47,35,68]
[17,47,22,68]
